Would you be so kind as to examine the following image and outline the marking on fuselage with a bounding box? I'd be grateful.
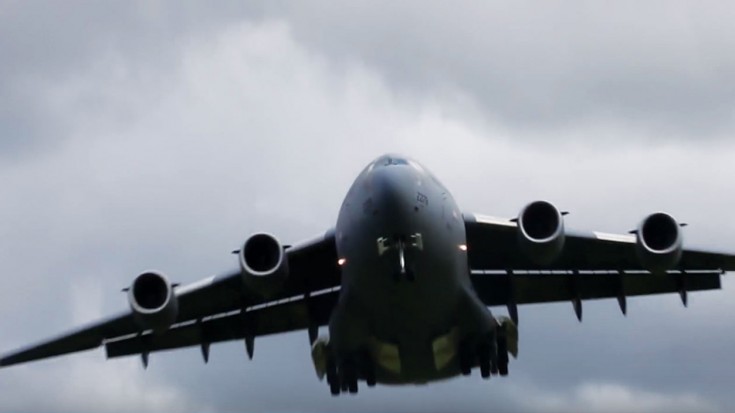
[474,214,516,227]
[593,232,636,243]
[416,192,428,206]
[432,327,459,371]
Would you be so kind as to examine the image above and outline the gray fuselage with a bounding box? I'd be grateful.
[330,155,495,384]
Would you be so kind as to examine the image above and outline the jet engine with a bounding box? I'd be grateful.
[239,233,289,297]
[128,271,179,333]
[635,212,683,272]
[517,200,566,265]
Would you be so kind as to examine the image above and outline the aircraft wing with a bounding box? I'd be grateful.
[0,230,340,367]
[464,213,735,320]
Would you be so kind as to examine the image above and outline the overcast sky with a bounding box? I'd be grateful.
[1,1,735,412]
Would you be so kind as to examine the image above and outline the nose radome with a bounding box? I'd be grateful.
[372,166,416,222]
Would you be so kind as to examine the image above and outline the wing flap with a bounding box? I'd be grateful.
[471,270,722,307]
[105,289,339,359]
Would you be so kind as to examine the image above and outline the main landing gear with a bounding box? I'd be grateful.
[459,322,513,379]
[312,338,375,396]
[325,350,376,396]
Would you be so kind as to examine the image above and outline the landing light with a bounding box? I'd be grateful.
[458,244,467,251]
[338,258,347,266]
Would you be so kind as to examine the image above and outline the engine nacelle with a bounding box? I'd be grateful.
[128,271,178,333]
[635,212,683,272]
[517,200,566,265]
[239,233,289,297]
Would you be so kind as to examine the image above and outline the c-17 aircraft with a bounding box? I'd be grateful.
[2,154,734,396]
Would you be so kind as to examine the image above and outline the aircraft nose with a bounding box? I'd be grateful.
[371,166,417,224]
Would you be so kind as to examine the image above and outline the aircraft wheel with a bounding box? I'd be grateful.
[330,378,341,396]
[477,343,491,379]
[326,356,340,395]
[360,349,376,387]
[459,340,473,376]
[364,366,376,387]
[497,334,509,377]
[340,360,358,394]
[498,362,508,376]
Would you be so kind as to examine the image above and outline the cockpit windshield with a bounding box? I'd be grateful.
[363,155,422,177]
[377,155,409,166]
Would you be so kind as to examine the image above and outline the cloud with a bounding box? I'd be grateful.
[518,381,720,413]
[0,356,210,412]
[261,1,735,139]
[0,272,209,412]
[1,4,735,412]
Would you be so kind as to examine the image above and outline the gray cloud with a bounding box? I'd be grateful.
[261,1,735,139]
[1,2,735,412]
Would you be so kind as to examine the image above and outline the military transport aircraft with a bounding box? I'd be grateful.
[2,154,734,395]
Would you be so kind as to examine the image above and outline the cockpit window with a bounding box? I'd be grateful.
[379,156,409,166]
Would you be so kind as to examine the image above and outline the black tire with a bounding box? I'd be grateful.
[497,334,509,376]
[460,353,472,376]
[480,362,490,378]
[477,343,491,379]
[459,340,473,376]
[326,358,337,384]
[341,361,358,394]
[365,369,376,387]
[361,350,376,387]
[330,379,341,396]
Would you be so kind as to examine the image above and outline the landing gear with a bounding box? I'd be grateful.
[459,340,473,376]
[362,356,377,387]
[460,326,511,380]
[477,341,492,379]
[377,233,422,282]
[324,349,375,396]
[497,332,509,377]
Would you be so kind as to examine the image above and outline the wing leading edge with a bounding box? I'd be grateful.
[0,229,340,367]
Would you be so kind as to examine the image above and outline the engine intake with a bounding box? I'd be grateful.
[239,233,289,297]
[128,271,178,333]
[517,200,565,265]
[636,212,683,272]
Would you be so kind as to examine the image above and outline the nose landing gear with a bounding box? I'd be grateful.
[377,233,423,281]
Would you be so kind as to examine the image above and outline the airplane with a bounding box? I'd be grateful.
[1,153,734,396]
